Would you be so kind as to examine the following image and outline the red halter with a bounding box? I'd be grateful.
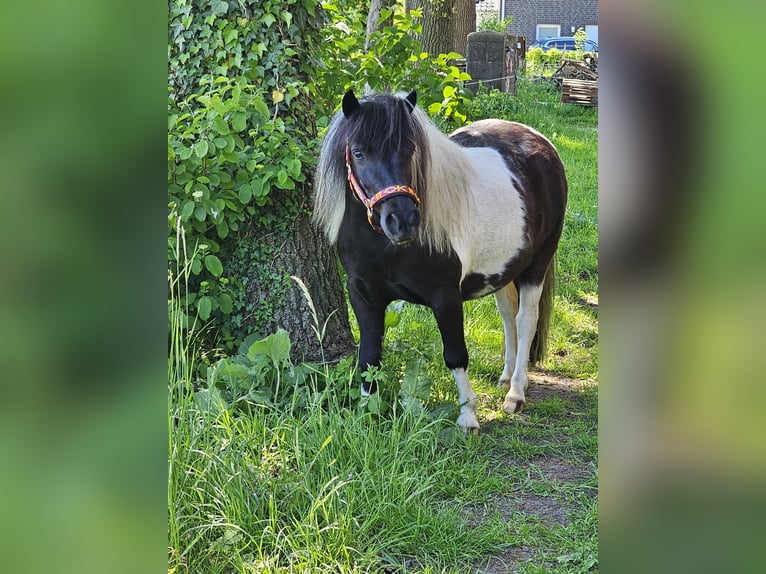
[345,145,421,233]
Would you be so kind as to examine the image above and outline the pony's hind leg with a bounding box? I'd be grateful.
[503,282,543,414]
[494,282,519,391]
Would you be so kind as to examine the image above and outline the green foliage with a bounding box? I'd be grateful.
[168,0,476,351]
[191,328,438,420]
[168,0,324,348]
[477,14,513,33]
[315,5,473,125]
[525,47,566,77]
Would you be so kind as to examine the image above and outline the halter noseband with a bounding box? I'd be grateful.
[345,144,420,233]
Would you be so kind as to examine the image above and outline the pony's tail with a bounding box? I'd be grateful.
[530,256,556,365]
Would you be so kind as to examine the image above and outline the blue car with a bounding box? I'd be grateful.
[529,36,598,53]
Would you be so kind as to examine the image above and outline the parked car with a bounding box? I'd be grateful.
[529,36,598,53]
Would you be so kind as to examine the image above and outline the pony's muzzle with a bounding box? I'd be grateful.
[380,198,420,245]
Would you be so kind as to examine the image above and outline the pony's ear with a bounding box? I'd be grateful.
[404,90,417,112]
[342,89,360,118]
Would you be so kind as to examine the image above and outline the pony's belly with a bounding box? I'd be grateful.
[460,252,529,300]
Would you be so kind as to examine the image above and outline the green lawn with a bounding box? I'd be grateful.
[169,79,598,573]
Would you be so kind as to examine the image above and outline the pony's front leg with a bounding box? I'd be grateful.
[348,283,386,396]
[432,294,479,432]
[503,282,543,414]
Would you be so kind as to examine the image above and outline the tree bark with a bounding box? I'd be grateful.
[421,0,456,57]
[452,0,475,56]
[365,0,393,52]
[241,214,355,363]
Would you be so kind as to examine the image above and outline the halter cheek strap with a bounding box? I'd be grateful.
[345,145,420,233]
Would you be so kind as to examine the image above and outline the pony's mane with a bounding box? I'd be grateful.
[313,92,474,254]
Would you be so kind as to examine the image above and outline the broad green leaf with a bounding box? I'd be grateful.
[181,200,195,218]
[194,140,209,158]
[251,178,264,197]
[197,296,212,320]
[204,254,223,276]
[216,221,229,239]
[194,206,206,221]
[287,158,301,178]
[247,328,291,366]
[218,292,233,314]
[213,117,229,135]
[238,183,252,204]
[194,386,226,416]
[231,111,247,132]
[212,1,228,16]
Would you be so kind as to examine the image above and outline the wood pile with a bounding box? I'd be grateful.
[553,58,598,107]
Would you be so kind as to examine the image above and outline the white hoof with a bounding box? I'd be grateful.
[503,390,525,414]
[456,410,480,433]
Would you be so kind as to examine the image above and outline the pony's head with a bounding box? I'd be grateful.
[340,89,424,245]
[315,88,472,254]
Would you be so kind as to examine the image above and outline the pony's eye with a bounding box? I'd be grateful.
[352,149,364,160]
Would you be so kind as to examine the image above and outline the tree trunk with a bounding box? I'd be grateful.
[240,214,355,363]
[420,0,456,57]
[452,0,475,56]
[365,0,393,52]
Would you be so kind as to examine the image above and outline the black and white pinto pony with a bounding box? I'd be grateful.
[314,90,568,431]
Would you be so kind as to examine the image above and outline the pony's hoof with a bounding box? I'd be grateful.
[502,397,525,414]
[456,411,480,434]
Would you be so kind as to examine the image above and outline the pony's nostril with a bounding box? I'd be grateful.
[386,212,401,233]
[408,209,420,228]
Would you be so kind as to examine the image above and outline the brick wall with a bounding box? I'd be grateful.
[502,0,598,43]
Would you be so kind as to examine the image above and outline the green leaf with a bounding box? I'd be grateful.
[213,117,229,135]
[246,159,257,173]
[231,111,247,132]
[194,386,227,416]
[194,206,206,221]
[180,200,195,218]
[238,183,252,204]
[218,292,233,314]
[247,328,291,366]
[212,1,228,16]
[204,254,223,276]
[197,296,212,320]
[262,13,276,27]
[216,221,229,239]
[287,158,301,178]
[194,140,209,158]
[251,178,264,197]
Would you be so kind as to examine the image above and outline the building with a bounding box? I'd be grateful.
[476,0,599,44]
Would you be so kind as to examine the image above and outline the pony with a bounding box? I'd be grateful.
[314,90,568,431]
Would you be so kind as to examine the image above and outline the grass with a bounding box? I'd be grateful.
[169,79,598,573]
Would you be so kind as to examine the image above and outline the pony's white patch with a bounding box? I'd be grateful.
[452,368,479,431]
[454,147,526,281]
